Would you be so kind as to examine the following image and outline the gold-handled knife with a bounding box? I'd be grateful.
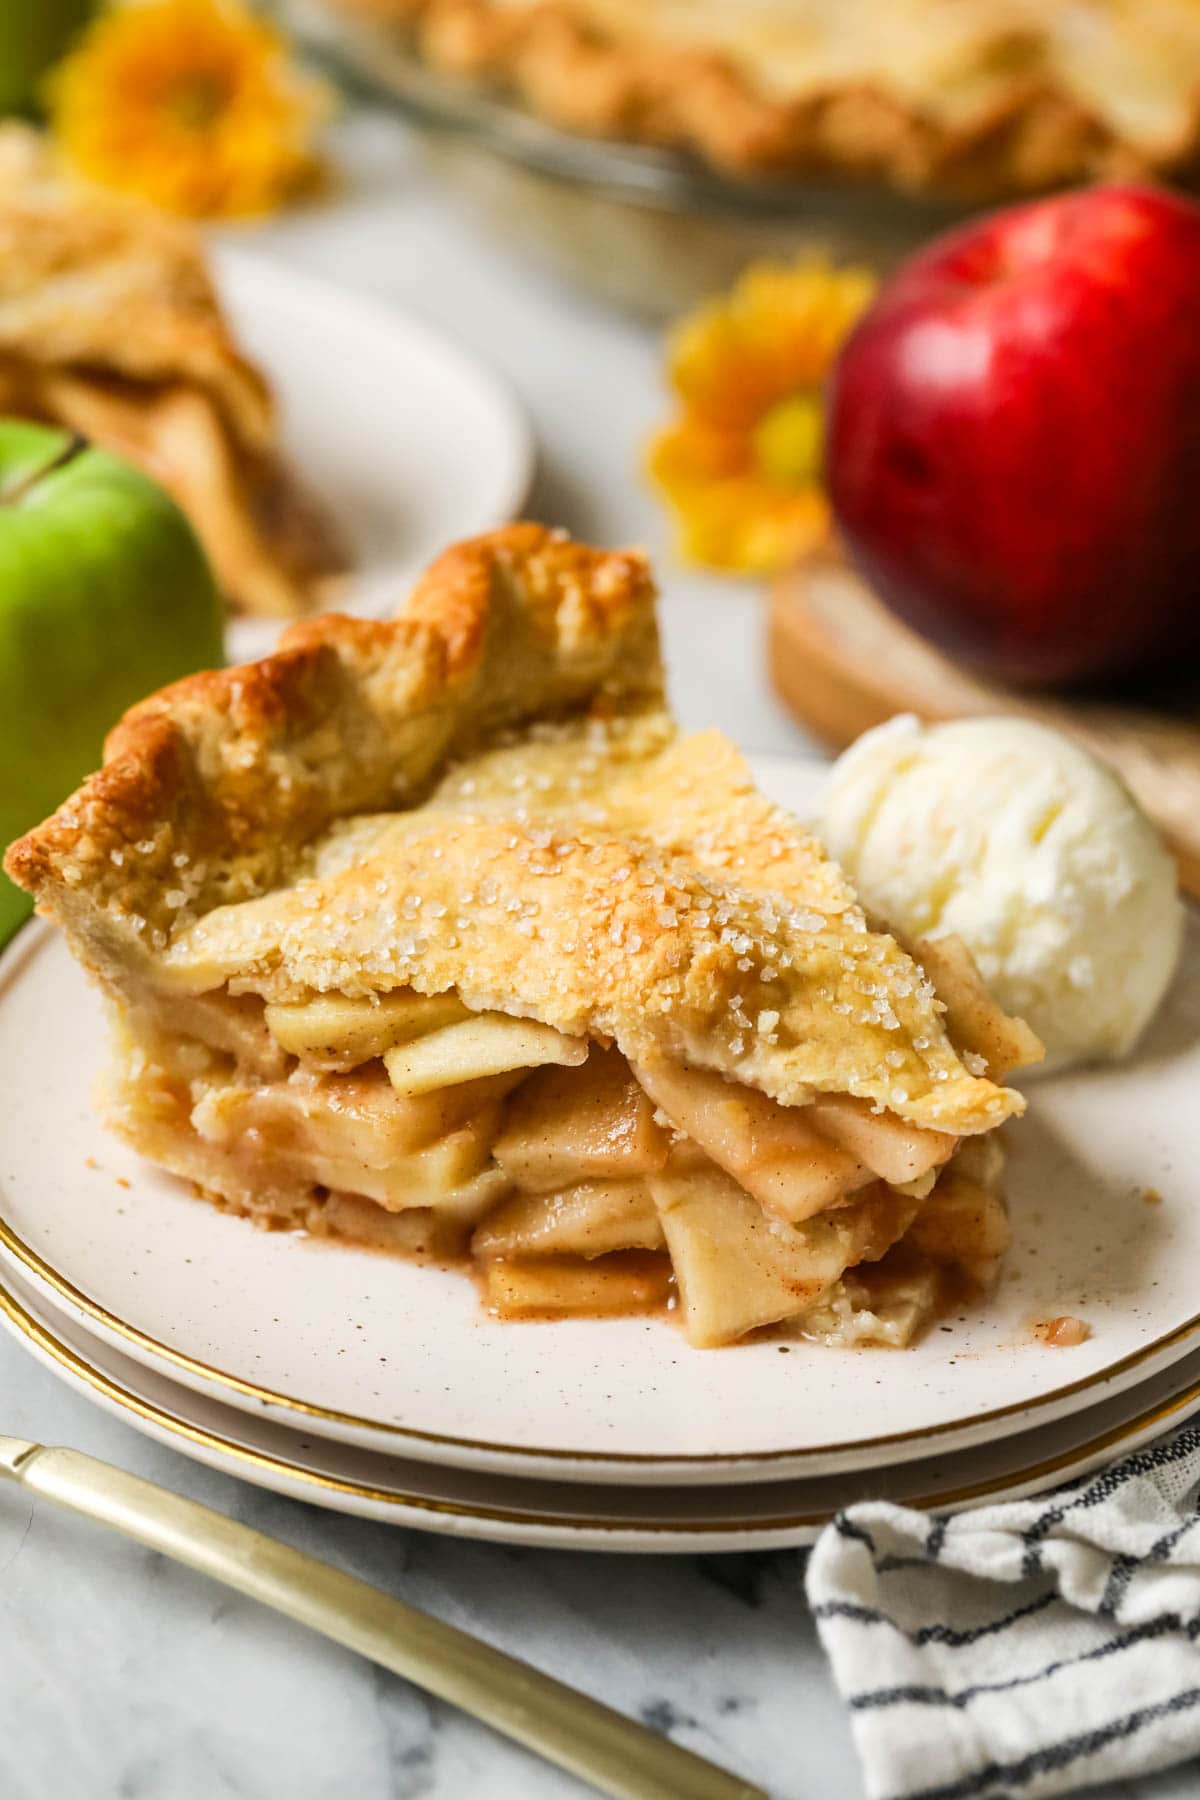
[0,1434,765,1800]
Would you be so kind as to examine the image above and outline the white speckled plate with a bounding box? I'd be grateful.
[214,249,534,663]
[1,758,1197,1488]
[6,1261,1200,1552]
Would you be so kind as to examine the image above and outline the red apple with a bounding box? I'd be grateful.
[827,184,1200,686]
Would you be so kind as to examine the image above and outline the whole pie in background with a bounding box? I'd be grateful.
[0,127,345,618]
[331,0,1200,198]
[6,524,1042,1350]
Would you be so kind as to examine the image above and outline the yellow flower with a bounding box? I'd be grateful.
[47,0,332,219]
[646,260,876,574]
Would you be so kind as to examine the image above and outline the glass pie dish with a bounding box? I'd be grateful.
[285,0,974,314]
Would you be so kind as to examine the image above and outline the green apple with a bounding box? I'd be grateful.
[0,0,95,114]
[0,420,224,945]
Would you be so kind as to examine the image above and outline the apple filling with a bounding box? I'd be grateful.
[104,976,1014,1349]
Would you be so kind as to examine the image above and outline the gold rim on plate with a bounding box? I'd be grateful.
[6,919,1200,1471]
[5,1273,1200,1541]
[6,1197,1200,1470]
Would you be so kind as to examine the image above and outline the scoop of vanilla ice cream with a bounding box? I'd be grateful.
[817,715,1183,1071]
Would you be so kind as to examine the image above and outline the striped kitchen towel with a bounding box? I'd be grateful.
[806,1422,1200,1800]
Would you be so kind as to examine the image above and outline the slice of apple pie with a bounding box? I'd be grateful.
[5,524,1040,1347]
[0,126,344,618]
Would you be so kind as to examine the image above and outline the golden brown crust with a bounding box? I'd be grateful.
[325,0,1200,200]
[6,521,1027,1138]
[399,519,655,675]
[5,524,660,964]
[0,126,270,445]
[164,809,1018,1134]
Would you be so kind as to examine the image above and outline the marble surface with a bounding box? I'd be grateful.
[1,110,1197,1800]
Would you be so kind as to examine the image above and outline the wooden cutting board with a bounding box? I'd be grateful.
[768,552,1200,898]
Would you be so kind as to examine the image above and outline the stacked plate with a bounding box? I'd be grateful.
[2,759,1198,1553]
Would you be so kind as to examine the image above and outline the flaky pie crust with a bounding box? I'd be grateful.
[7,522,1025,1139]
[327,0,1200,200]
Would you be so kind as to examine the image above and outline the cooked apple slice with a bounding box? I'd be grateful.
[192,1065,512,1163]
[632,1057,870,1223]
[398,1072,529,1142]
[913,935,1043,1078]
[904,1176,1010,1282]
[649,1145,920,1347]
[483,1253,672,1320]
[472,1178,665,1260]
[493,1047,668,1192]
[191,1069,510,1215]
[383,1013,587,1095]
[309,1115,509,1216]
[904,1138,1009,1284]
[264,988,470,1069]
[804,1094,956,1186]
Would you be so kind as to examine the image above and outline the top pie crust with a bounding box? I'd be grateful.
[7,522,1024,1138]
[329,0,1200,198]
